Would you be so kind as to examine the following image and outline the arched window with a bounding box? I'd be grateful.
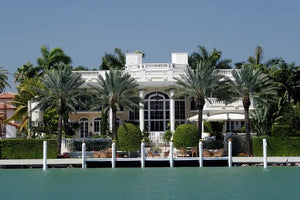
[144,91,169,131]
[80,118,89,138]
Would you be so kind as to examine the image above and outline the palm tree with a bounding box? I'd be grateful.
[173,60,233,137]
[189,46,232,69]
[37,45,72,73]
[33,64,84,154]
[7,78,42,135]
[99,48,126,70]
[14,62,39,83]
[231,64,278,155]
[89,70,140,140]
[0,66,10,92]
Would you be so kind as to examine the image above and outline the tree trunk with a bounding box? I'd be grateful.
[112,109,117,140]
[57,113,62,155]
[197,97,205,140]
[243,95,251,156]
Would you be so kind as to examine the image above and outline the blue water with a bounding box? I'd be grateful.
[0,167,299,200]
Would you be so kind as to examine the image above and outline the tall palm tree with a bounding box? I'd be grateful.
[231,64,278,155]
[173,60,233,137]
[0,66,10,92]
[33,64,84,154]
[89,70,140,140]
[37,45,72,73]
[99,48,126,70]
[189,46,232,69]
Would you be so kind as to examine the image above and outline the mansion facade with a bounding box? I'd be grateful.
[69,53,253,142]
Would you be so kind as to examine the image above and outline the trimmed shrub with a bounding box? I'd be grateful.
[271,124,290,137]
[0,139,58,159]
[173,124,199,149]
[204,121,212,133]
[253,137,300,156]
[116,123,142,152]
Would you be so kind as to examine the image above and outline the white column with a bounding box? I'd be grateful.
[228,140,232,167]
[141,141,145,168]
[170,90,175,133]
[43,141,47,171]
[82,141,86,169]
[139,90,144,132]
[109,107,113,131]
[199,140,203,167]
[263,138,267,169]
[170,141,174,168]
[112,141,116,168]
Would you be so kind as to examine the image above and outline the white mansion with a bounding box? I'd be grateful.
[70,53,253,142]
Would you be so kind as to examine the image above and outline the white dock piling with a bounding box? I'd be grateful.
[263,138,267,168]
[141,141,145,168]
[43,141,47,171]
[170,141,174,168]
[199,140,203,167]
[82,141,86,169]
[228,140,232,167]
[112,141,116,168]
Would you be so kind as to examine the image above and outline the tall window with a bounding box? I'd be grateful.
[129,107,139,122]
[175,97,185,125]
[144,91,169,131]
[94,117,101,133]
[80,118,89,138]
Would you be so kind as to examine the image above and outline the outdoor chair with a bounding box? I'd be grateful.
[213,149,224,157]
[163,150,170,157]
[177,148,189,157]
[203,149,213,157]
[191,147,198,157]
[106,148,112,158]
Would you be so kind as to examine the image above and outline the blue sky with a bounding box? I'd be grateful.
[1,0,300,91]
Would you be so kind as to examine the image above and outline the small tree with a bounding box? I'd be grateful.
[116,123,142,152]
[173,124,199,149]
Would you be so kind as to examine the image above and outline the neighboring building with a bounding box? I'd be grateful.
[0,92,19,138]
[70,53,253,142]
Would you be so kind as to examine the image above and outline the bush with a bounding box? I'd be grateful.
[271,124,290,137]
[253,137,300,156]
[203,121,224,139]
[116,123,142,152]
[173,124,199,149]
[0,139,58,159]
[70,138,112,151]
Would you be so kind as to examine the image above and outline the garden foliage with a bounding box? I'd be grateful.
[253,137,300,156]
[116,123,142,152]
[173,124,199,149]
[0,139,58,159]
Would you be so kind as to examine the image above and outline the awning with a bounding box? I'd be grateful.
[188,113,245,122]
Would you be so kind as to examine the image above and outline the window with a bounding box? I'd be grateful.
[175,98,185,123]
[80,118,89,138]
[129,107,139,121]
[94,117,101,133]
[144,91,169,131]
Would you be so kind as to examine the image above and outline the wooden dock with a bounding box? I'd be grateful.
[0,156,299,168]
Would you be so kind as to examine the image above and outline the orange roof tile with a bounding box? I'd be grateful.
[0,102,16,110]
[0,92,15,99]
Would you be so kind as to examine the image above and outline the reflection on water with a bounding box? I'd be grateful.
[0,167,299,200]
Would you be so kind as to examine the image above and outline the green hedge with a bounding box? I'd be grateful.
[70,139,112,151]
[117,123,142,152]
[0,139,58,159]
[173,124,199,149]
[253,137,300,156]
[271,124,290,137]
